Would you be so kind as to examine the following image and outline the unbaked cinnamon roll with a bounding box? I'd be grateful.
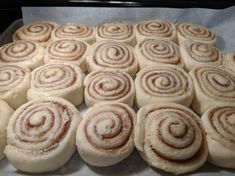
[96,22,135,46]
[176,23,216,45]
[224,53,235,76]
[5,97,81,173]
[87,41,138,77]
[0,64,31,109]
[76,102,136,167]
[51,23,95,44]
[135,39,184,69]
[135,65,194,108]
[84,70,135,107]
[13,21,59,47]
[135,103,208,174]
[135,20,176,43]
[189,66,235,115]
[180,41,223,71]
[0,40,45,70]
[0,100,13,160]
[201,105,235,169]
[44,39,90,71]
[27,63,85,106]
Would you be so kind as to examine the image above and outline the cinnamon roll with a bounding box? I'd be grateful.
[180,41,223,71]
[135,65,194,108]
[84,70,135,107]
[51,23,95,44]
[5,97,81,173]
[189,66,235,115]
[176,23,216,45]
[96,22,135,46]
[27,63,85,106]
[86,41,138,77]
[135,20,176,43]
[76,102,136,167]
[0,100,13,160]
[224,53,235,76]
[0,40,45,70]
[44,39,90,72]
[134,103,208,174]
[0,64,31,110]
[201,105,235,169]
[135,39,184,69]
[13,21,59,47]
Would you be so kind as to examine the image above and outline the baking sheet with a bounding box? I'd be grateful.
[1,6,235,176]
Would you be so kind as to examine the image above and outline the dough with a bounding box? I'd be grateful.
[189,66,235,115]
[134,20,176,43]
[0,64,31,110]
[179,41,222,71]
[0,40,45,70]
[84,70,135,107]
[134,103,208,174]
[135,39,184,69]
[27,63,85,106]
[176,23,216,45]
[86,41,138,77]
[96,21,135,46]
[201,105,235,168]
[51,23,95,44]
[5,97,81,173]
[13,21,59,47]
[44,39,90,72]
[0,100,13,160]
[135,65,194,108]
[76,102,136,167]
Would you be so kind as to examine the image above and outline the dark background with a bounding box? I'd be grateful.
[1,0,235,32]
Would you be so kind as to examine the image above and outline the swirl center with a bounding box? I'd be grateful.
[107,47,120,58]
[227,114,235,125]
[170,121,187,138]
[29,113,46,127]
[155,77,170,87]
[96,118,116,137]
[101,78,118,91]
[212,74,229,86]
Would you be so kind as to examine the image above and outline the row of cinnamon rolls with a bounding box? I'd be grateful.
[0,98,234,174]
[2,62,235,114]
[12,20,216,47]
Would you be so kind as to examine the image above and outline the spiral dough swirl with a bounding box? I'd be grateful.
[11,100,72,152]
[205,106,235,149]
[0,65,27,94]
[0,41,37,63]
[76,102,136,166]
[97,22,133,40]
[188,42,221,62]
[137,39,183,68]
[13,21,58,46]
[193,66,235,100]
[46,40,87,62]
[143,68,189,96]
[84,70,135,106]
[88,41,138,76]
[136,20,175,38]
[86,104,133,150]
[52,23,94,40]
[176,23,215,44]
[135,103,207,174]
[32,64,78,91]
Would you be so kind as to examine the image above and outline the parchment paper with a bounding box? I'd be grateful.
[1,6,235,176]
